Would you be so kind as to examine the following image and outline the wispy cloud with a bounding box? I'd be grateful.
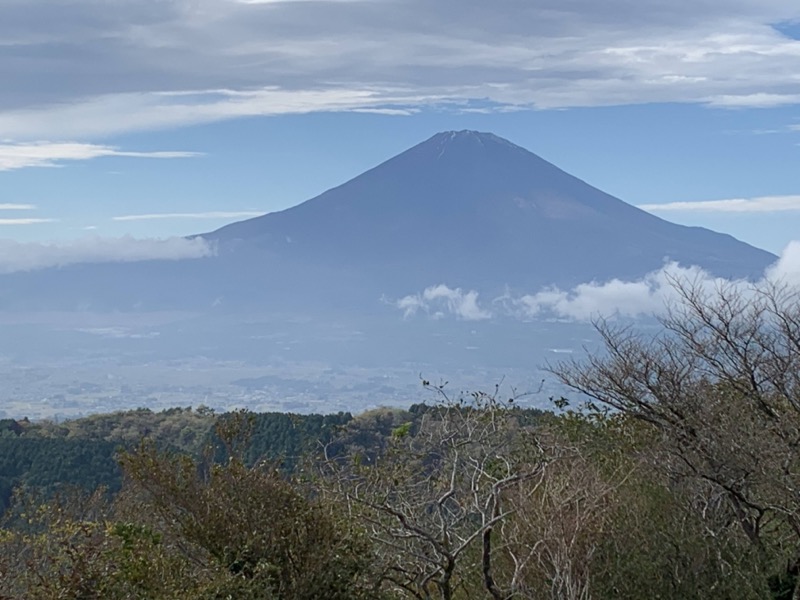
[0,204,36,210]
[704,93,800,108]
[0,142,201,171]
[0,218,55,225]
[113,211,264,221]
[352,108,421,116]
[0,0,799,138]
[0,236,215,274]
[0,88,445,140]
[640,195,800,213]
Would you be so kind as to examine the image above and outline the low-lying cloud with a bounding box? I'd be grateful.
[0,236,215,274]
[397,284,491,321]
[396,241,800,322]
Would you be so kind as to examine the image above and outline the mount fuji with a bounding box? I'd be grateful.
[0,130,775,314]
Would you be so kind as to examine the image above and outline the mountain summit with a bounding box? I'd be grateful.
[0,131,776,313]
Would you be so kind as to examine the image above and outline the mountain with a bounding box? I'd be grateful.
[0,130,777,313]
[204,130,774,297]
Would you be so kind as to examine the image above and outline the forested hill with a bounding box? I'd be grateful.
[0,408,209,512]
[0,407,326,511]
[1,403,547,513]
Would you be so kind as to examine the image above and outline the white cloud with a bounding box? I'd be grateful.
[0,218,54,225]
[0,204,36,210]
[0,88,445,140]
[0,0,799,138]
[351,107,421,116]
[397,284,491,320]
[0,142,201,171]
[397,242,800,322]
[514,263,718,321]
[640,195,800,213]
[113,211,264,221]
[765,240,800,284]
[705,93,800,108]
[0,236,214,274]
[77,327,160,340]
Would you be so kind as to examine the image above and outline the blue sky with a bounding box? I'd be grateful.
[1,0,799,263]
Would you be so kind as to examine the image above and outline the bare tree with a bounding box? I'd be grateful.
[321,383,640,600]
[553,277,800,597]
[501,445,625,600]
[322,386,553,600]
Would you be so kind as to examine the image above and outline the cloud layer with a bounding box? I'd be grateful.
[0,236,214,274]
[0,0,798,138]
[396,241,800,322]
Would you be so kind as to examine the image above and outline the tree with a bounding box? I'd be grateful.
[321,385,558,600]
[553,278,800,598]
[0,412,378,600]
[0,486,195,600]
[117,411,377,600]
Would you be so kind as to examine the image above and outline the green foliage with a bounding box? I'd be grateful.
[390,421,412,439]
[0,487,197,600]
[0,437,120,513]
[0,418,23,437]
[0,408,348,515]
[0,430,379,599]
[33,406,216,452]
[115,435,379,600]
[237,410,353,469]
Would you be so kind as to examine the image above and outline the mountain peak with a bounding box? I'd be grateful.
[437,129,493,140]
[401,130,531,168]
[428,130,523,151]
